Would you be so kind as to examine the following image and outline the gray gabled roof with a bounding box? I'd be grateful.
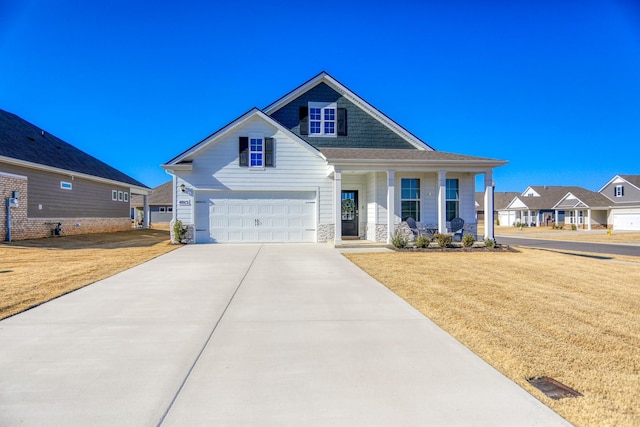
[475,192,519,210]
[508,186,612,210]
[131,180,172,207]
[554,188,613,209]
[618,175,640,189]
[0,109,148,188]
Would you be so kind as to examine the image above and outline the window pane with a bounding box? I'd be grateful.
[401,178,420,221]
[401,201,419,222]
[310,122,321,134]
[250,153,263,167]
[250,138,262,151]
[310,108,321,120]
[446,201,458,221]
[324,122,334,134]
[324,108,335,120]
[446,179,458,200]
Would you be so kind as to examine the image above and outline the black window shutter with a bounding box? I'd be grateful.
[337,108,347,136]
[622,186,624,196]
[299,106,308,135]
[239,136,248,166]
[265,137,274,167]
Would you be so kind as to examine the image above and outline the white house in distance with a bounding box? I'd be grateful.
[599,174,640,230]
[162,72,507,245]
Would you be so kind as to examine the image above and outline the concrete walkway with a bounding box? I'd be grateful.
[0,244,570,426]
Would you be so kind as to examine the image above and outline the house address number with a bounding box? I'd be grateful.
[178,200,191,206]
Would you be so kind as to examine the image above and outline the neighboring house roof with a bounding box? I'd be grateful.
[0,108,148,189]
[619,175,640,189]
[553,188,613,209]
[475,192,519,210]
[131,180,173,207]
[506,186,610,210]
[263,71,433,151]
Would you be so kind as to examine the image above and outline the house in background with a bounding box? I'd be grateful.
[131,181,173,227]
[599,175,640,230]
[475,191,519,225]
[0,109,150,241]
[162,72,507,245]
[500,185,616,230]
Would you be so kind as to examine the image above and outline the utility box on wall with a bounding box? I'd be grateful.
[7,198,19,208]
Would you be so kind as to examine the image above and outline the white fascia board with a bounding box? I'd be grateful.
[327,158,507,170]
[0,155,150,195]
[597,175,621,193]
[263,72,434,151]
[506,197,528,210]
[165,109,324,166]
[521,186,539,197]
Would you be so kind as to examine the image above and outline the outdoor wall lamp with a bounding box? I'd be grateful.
[180,184,186,192]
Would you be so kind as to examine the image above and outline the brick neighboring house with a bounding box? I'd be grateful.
[1,109,150,241]
[131,181,173,226]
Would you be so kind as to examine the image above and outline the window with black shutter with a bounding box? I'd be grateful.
[239,136,248,166]
[337,108,347,136]
[265,137,274,167]
[299,106,309,135]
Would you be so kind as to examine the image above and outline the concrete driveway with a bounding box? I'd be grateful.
[0,244,570,426]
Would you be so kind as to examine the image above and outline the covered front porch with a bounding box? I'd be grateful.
[329,168,497,245]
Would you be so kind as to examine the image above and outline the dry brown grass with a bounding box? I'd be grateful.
[494,226,640,244]
[345,249,640,427]
[0,229,179,320]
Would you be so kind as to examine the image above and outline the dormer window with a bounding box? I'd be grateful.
[615,185,624,197]
[239,136,274,168]
[299,103,347,136]
[309,102,336,136]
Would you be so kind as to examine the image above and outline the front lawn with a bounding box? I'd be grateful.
[345,248,640,427]
[0,229,179,320]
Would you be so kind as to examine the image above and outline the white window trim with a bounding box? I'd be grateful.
[60,181,72,190]
[446,178,459,221]
[112,190,118,201]
[124,192,129,202]
[308,101,337,137]
[248,133,264,169]
[615,185,623,197]
[118,191,124,201]
[159,207,166,213]
[400,178,421,221]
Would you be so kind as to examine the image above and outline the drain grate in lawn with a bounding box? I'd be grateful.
[527,376,583,400]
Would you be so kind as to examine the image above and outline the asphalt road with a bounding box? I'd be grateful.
[496,236,640,257]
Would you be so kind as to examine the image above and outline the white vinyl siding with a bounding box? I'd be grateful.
[173,116,332,229]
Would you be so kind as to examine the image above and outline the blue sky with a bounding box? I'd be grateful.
[1,0,639,192]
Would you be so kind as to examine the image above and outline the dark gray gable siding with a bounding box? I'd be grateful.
[1,162,130,218]
[268,83,416,149]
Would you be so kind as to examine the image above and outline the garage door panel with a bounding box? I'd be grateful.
[196,191,316,243]
[613,214,640,231]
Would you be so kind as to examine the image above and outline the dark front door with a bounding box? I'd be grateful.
[341,190,358,237]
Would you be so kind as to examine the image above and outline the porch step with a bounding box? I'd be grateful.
[334,240,393,249]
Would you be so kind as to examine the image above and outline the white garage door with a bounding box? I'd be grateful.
[195,191,316,243]
[613,213,640,231]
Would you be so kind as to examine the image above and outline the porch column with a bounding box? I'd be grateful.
[574,209,578,226]
[334,170,342,245]
[386,170,395,244]
[555,209,559,225]
[483,171,494,240]
[143,194,149,229]
[587,209,592,231]
[437,170,447,233]
[527,210,531,226]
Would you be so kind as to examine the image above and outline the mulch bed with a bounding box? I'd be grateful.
[394,244,517,252]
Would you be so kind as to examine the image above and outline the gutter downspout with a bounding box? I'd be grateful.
[6,198,12,242]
